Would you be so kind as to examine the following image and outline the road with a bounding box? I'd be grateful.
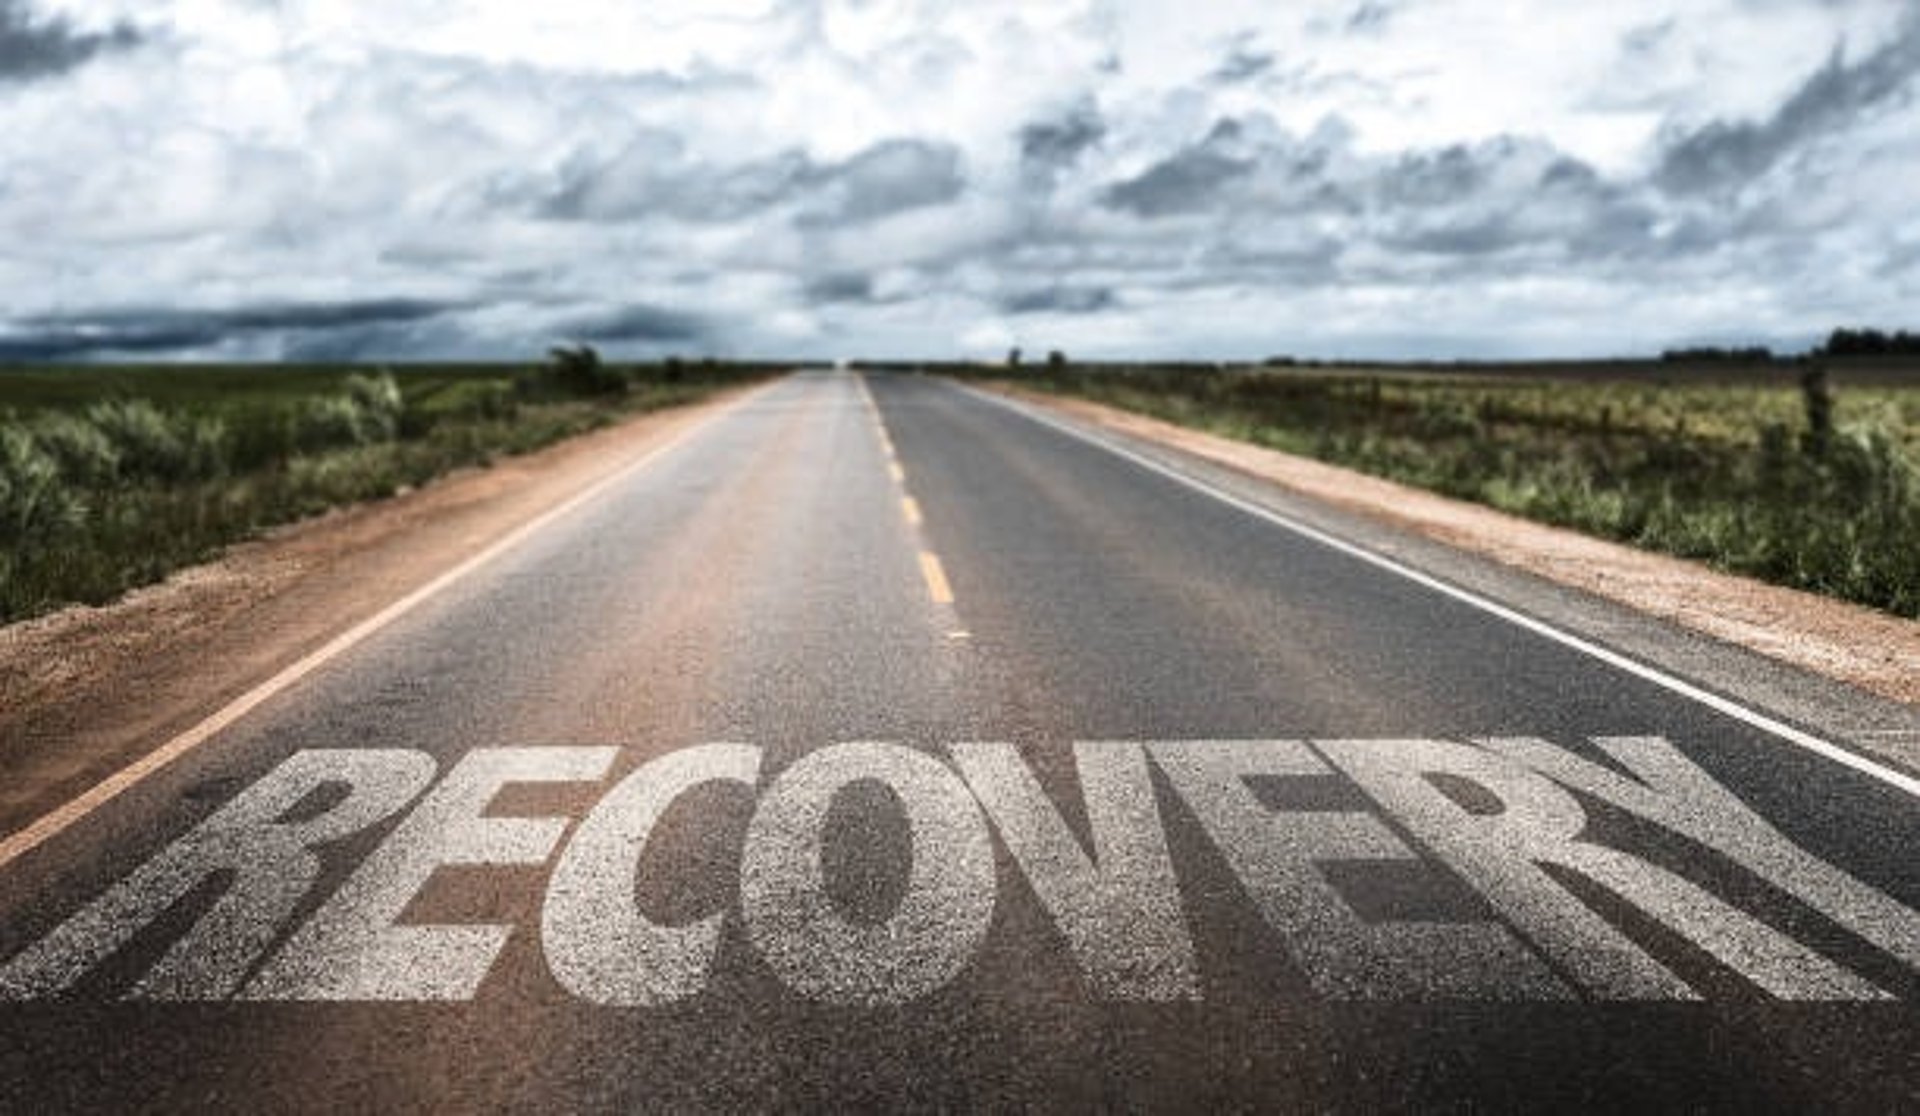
[2,370,1917,1111]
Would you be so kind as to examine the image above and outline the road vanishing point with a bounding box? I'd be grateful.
[2,370,1917,1111]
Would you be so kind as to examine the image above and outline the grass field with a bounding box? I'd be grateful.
[0,357,768,624]
[970,361,1920,619]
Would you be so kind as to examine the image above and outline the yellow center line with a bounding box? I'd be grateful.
[918,550,955,604]
[861,373,958,613]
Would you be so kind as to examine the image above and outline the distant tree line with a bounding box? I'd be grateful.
[1818,328,1920,358]
[1614,328,1920,364]
[960,334,1915,373]
[1661,346,1776,363]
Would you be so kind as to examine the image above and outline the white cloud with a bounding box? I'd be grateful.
[1,0,1916,360]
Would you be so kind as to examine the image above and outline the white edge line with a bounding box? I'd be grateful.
[0,381,777,870]
[958,382,1920,801]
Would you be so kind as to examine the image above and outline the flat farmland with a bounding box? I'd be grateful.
[0,363,514,416]
[0,360,768,623]
[974,360,1920,617]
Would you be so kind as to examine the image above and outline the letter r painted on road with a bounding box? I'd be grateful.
[1318,738,1889,1001]
[1478,736,1920,980]
[0,750,437,1001]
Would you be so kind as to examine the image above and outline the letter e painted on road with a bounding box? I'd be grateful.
[245,747,616,1002]
[1153,740,1567,999]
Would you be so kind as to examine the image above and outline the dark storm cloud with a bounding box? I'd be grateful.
[195,299,462,333]
[540,146,815,224]
[1620,18,1676,58]
[1018,105,1106,168]
[1657,15,1920,192]
[1212,46,1275,84]
[797,139,965,225]
[1390,219,1523,257]
[1000,286,1118,315]
[560,303,707,344]
[1366,143,1662,261]
[540,138,963,227]
[1088,114,1662,275]
[0,324,214,361]
[0,299,463,360]
[0,0,142,83]
[279,319,481,363]
[1017,103,1107,199]
[1345,1,1400,35]
[1102,126,1255,219]
[1376,143,1497,207]
[802,273,875,305]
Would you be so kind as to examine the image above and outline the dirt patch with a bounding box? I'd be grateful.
[1002,385,1920,707]
[0,386,761,829]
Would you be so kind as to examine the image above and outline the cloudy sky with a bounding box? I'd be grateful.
[1,0,1917,362]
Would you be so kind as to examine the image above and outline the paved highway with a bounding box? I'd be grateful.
[2,370,1917,1111]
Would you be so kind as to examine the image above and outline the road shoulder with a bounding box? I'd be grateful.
[0,385,761,834]
[974,380,1920,775]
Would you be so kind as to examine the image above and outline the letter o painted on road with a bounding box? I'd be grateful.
[741,742,996,1005]
[544,744,763,1006]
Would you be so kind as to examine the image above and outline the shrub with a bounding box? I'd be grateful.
[516,345,630,398]
[294,372,404,452]
[295,395,368,452]
[33,413,121,486]
[467,382,520,421]
[551,344,627,395]
[346,371,405,440]
[86,399,192,481]
[1800,366,1834,459]
[0,426,82,543]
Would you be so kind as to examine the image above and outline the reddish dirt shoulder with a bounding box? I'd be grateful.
[0,387,757,829]
[1005,386,1920,708]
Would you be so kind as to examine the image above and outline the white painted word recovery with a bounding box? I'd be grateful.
[4,737,1916,1004]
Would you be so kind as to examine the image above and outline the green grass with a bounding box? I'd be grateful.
[973,363,1920,618]
[0,363,520,416]
[0,360,771,624]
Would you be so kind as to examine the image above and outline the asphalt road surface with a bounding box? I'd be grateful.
[2,371,1917,1112]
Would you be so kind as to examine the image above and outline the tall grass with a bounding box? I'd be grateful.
[996,364,1920,618]
[0,362,763,623]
